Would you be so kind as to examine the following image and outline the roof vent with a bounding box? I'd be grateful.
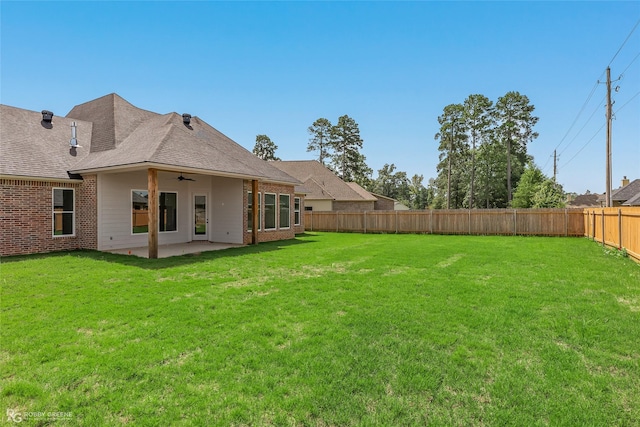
[41,110,54,122]
[69,121,82,148]
[182,113,191,125]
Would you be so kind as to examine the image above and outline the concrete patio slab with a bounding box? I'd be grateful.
[108,242,243,258]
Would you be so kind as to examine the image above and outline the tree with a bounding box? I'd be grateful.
[372,163,410,203]
[512,163,546,208]
[330,115,364,181]
[252,134,280,161]
[493,92,539,204]
[434,103,469,209]
[463,94,494,209]
[409,174,430,210]
[307,118,333,165]
[532,179,565,208]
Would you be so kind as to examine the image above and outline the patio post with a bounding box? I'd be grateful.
[148,168,158,259]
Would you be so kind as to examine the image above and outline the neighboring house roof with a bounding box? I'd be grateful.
[568,193,601,208]
[623,192,640,206]
[0,105,93,180]
[612,179,640,203]
[271,160,377,202]
[1,94,300,186]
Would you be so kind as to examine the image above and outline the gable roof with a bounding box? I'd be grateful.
[568,193,601,207]
[612,179,640,203]
[623,192,640,206]
[1,94,299,185]
[271,160,377,202]
[0,105,93,180]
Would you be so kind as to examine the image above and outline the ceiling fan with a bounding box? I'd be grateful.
[177,173,195,182]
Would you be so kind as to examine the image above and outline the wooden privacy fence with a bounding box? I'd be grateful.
[304,209,585,237]
[584,207,640,261]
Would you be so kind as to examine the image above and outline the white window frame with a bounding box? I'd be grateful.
[52,188,75,237]
[294,197,301,226]
[264,192,277,231]
[279,194,291,229]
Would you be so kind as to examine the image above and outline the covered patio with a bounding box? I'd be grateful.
[108,241,243,258]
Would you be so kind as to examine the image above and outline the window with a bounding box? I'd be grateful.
[279,194,290,229]
[294,197,301,226]
[53,188,74,236]
[304,206,313,211]
[132,190,149,234]
[247,191,261,231]
[264,193,276,230]
[159,192,177,232]
[132,190,177,234]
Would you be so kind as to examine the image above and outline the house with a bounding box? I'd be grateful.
[271,160,381,212]
[597,177,640,207]
[0,94,304,258]
[567,192,602,208]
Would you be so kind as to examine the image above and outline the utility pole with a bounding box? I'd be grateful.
[447,123,453,210]
[553,149,557,182]
[606,66,612,207]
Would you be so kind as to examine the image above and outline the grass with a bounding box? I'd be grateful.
[1,233,639,426]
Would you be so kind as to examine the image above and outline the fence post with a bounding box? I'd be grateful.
[395,210,398,234]
[364,211,367,234]
[514,209,517,236]
[430,210,433,234]
[565,209,568,237]
[618,208,622,249]
[336,212,339,233]
[601,209,605,247]
[468,210,472,235]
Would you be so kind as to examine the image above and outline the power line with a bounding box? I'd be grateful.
[557,94,607,158]
[608,19,640,67]
[562,123,606,168]
[614,90,640,114]
[620,51,640,76]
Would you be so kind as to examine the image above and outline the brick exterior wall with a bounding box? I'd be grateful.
[0,176,98,257]
[374,198,395,210]
[242,180,303,244]
[333,200,375,212]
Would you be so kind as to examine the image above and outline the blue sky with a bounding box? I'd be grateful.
[1,1,638,194]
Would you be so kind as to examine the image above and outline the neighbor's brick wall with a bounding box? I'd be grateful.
[333,200,375,212]
[242,181,302,244]
[0,177,97,257]
[374,198,395,211]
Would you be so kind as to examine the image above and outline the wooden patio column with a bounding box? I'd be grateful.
[148,168,159,259]
[252,179,259,245]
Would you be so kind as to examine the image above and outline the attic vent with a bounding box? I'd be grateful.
[182,113,191,125]
[41,110,54,122]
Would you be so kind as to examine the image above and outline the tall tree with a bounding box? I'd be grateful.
[372,164,410,202]
[463,94,494,209]
[435,104,469,209]
[493,92,539,204]
[512,162,546,208]
[307,118,333,165]
[330,115,364,180]
[409,174,430,210]
[532,179,565,208]
[252,134,280,161]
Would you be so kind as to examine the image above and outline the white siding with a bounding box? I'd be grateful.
[305,199,333,212]
[97,171,243,250]
[210,176,243,244]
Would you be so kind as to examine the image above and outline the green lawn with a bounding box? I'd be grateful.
[1,233,639,426]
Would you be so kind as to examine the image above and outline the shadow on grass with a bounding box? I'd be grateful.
[1,235,319,270]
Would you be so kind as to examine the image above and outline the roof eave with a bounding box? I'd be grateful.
[69,161,299,185]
